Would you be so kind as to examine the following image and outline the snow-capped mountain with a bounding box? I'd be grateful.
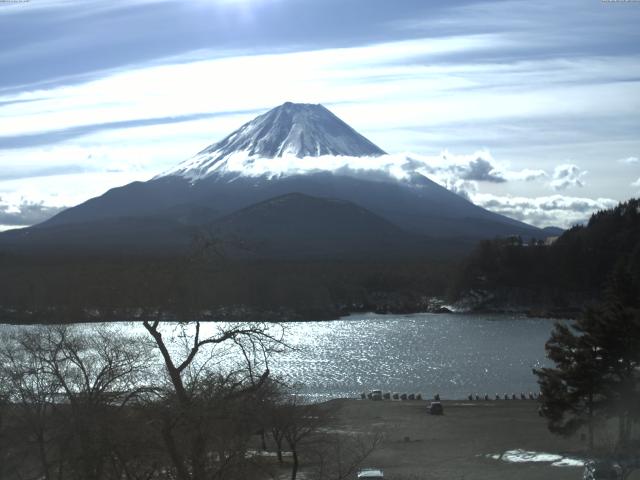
[1,102,546,258]
[164,102,386,181]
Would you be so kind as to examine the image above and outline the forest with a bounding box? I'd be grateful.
[449,199,640,316]
[1,199,639,323]
[0,253,455,323]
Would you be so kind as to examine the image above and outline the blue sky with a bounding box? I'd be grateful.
[1,0,639,229]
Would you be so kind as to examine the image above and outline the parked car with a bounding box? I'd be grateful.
[357,468,384,479]
[582,460,623,480]
[429,401,444,415]
[370,390,382,401]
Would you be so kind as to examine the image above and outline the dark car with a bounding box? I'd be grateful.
[428,401,443,415]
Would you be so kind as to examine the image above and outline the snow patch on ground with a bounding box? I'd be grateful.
[487,449,585,467]
[551,457,586,467]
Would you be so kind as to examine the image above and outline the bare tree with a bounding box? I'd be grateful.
[267,393,381,480]
[0,328,64,480]
[308,431,383,480]
[276,395,331,480]
[142,319,286,480]
[0,383,11,480]
[0,326,153,480]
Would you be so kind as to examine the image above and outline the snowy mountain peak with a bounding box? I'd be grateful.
[162,102,386,181]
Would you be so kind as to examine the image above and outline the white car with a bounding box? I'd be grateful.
[357,468,384,479]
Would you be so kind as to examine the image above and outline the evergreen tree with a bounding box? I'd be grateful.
[596,263,640,451]
[534,319,605,449]
[535,261,640,453]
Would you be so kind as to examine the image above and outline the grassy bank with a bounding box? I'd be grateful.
[305,398,640,480]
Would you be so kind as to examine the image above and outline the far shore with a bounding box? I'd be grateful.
[0,303,578,325]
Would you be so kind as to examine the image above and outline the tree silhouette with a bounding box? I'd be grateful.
[535,261,640,456]
[142,319,286,480]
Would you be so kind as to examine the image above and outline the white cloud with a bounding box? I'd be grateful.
[2,36,640,146]
[170,148,552,189]
[0,198,66,227]
[503,169,548,182]
[0,35,511,138]
[632,177,640,188]
[472,193,618,228]
[0,171,151,213]
[412,150,543,187]
[549,163,587,191]
[620,156,639,164]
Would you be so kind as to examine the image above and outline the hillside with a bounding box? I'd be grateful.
[449,198,640,316]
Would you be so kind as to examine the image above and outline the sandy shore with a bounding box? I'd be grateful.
[321,398,639,480]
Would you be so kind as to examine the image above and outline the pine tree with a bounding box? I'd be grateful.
[534,319,605,449]
[596,263,640,452]
[535,261,640,453]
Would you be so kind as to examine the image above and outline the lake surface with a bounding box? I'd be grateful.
[274,313,556,400]
[2,312,558,400]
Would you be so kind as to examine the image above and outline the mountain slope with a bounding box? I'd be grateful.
[0,216,198,255]
[36,170,540,240]
[3,101,545,257]
[0,193,458,259]
[209,192,439,259]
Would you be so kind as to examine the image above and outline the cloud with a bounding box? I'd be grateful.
[503,169,548,182]
[171,148,549,189]
[0,111,253,149]
[0,169,153,219]
[3,28,640,150]
[169,143,621,232]
[619,156,639,165]
[472,193,618,228]
[442,179,478,201]
[632,177,640,188]
[409,150,548,187]
[459,158,506,183]
[549,164,587,191]
[0,0,514,93]
[0,199,66,227]
[168,147,555,210]
[0,164,86,181]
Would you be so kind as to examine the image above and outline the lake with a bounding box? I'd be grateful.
[275,312,557,400]
[1,312,558,400]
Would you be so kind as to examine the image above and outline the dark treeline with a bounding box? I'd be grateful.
[3,198,638,323]
[0,323,379,480]
[535,263,640,470]
[0,252,456,323]
[449,199,640,315]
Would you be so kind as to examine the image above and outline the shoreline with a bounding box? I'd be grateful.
[0,302,576,325]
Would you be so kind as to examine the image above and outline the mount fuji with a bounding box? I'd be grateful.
[165,101,386,180]
[1,102,544,258]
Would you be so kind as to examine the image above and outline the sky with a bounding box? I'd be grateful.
[1,0,639,230]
